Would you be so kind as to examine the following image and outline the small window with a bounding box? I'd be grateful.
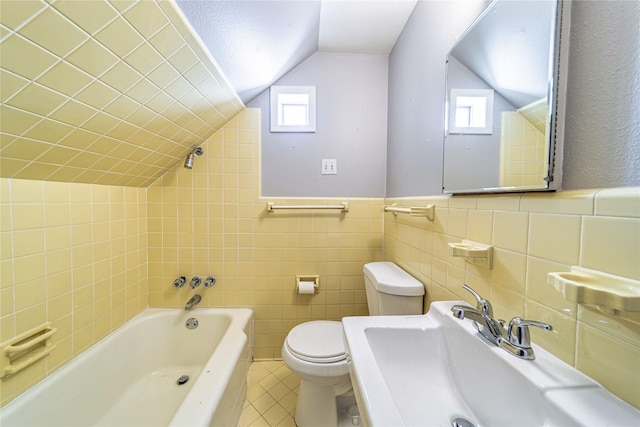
[449,88,494,134]
[270,86,316,132]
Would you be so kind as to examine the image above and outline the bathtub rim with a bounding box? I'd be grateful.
[0,306,254,427]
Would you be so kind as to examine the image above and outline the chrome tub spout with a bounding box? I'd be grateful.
[185,294,202,310]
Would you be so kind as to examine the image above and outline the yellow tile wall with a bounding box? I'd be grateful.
[0,0,243,187]
[147,108,384,359]
[384,187,640,408]
[0,177,148,407]
[2,105,637,411]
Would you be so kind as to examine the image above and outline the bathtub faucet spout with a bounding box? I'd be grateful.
[185,294,202,310]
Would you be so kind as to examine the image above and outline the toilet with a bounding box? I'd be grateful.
[282,262,425,427]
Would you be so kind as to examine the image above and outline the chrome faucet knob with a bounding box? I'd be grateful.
[505,317,552,349]
[203,276,216,288]
[173,276,187,288]
[189,276,202,289]
[462,284,493,317]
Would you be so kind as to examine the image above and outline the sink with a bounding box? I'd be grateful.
[342,301,639,427]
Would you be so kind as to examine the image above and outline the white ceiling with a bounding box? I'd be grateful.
[176,0,417,104]
[319,0,417,54]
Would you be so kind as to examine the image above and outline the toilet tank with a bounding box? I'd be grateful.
[363,262,425,315]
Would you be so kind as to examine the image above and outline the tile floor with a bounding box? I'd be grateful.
[239,361,300,427]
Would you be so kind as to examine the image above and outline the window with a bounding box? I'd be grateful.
[270,86,316,132]
[449,88,494,134]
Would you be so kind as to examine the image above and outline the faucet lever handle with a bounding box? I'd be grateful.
[506,317,552,348]
[189,276,202,289]
[462,284,493,317]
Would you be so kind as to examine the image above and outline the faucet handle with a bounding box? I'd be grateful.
[462,284,493,317]
[173,276,187,288]
[189,276,202,289]
[203,276,216,288]
[505,317,552,348]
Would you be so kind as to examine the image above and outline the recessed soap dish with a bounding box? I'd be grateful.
[448,240,493,269]
[548,266,640,314]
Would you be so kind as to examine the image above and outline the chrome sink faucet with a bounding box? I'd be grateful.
[451,304,504,345]
[500,317,552,360]
[450,285,552,360]
[454,285,499,342]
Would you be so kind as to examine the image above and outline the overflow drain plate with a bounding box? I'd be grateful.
[186,318,198,329]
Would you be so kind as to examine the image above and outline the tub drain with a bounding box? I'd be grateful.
[177,375,189,385]
[451,417,475,427]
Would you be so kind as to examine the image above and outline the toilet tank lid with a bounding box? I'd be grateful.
[363,262,425,296]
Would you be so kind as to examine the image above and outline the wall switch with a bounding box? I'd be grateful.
[321,159,337,175]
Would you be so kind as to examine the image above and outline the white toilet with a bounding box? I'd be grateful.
[282,262,425,427]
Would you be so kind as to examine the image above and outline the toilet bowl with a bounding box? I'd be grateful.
[282,262,425,427]
[282,321,351,427]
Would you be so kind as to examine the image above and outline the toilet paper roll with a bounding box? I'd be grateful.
[298,281,316,295]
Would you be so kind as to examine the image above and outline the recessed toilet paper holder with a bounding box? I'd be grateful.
[296,275,320,294]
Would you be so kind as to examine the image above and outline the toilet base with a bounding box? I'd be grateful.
[294,379,352,427]
[337,394,361,427]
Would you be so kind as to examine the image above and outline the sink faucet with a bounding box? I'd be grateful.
[451,285,552,360]
[451,305,505,345]
[461,284,493,317]
[500,317,552,360]
[185,294,202,310]
[453,284,499,341]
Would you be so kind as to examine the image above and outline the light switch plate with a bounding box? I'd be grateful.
[321,159,337,175]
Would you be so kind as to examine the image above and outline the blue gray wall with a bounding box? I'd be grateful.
[562,0,640,190]
[251,0,640,198]
[386,0,488,197]
[249,51,388,197]
[386,0,640,197]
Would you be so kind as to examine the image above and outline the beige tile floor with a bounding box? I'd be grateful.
[240,361,300,427]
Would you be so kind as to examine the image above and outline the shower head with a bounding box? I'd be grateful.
[183,146,204,169]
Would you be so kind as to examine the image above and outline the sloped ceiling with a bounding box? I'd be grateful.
[0,0,243,187]
[176,0,321,105]
[0,0,416,187]
[177,0,418,105]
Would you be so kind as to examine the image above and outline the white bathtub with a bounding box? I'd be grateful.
[0,307,253,427]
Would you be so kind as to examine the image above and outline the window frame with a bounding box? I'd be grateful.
[270,85,317,133]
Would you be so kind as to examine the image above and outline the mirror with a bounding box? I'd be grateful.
[442,0,570,194]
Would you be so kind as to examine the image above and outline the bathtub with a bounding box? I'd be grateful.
[0,307,253,427]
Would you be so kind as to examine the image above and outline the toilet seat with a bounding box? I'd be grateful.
[285,321,346,363]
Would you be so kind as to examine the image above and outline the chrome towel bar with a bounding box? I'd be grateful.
[266,202,349,212]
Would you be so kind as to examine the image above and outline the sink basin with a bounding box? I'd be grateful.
[342,301,639,427]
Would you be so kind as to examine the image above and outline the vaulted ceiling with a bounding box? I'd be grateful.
[0,0,417,187]
[175,0,418,104]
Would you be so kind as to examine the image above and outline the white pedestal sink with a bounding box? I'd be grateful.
[342,301,639,427]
